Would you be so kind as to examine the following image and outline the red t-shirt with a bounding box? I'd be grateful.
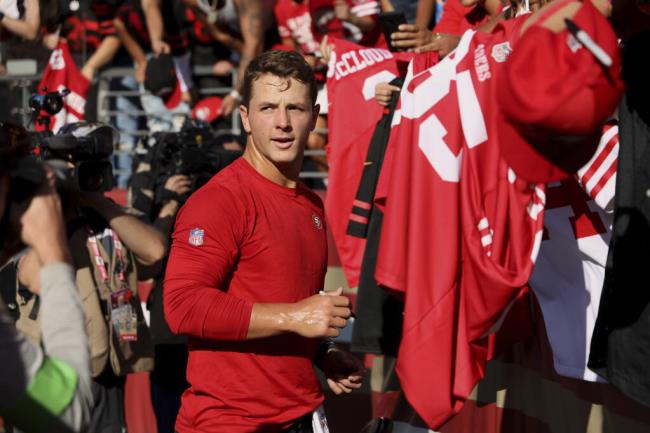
[164,157,328,433]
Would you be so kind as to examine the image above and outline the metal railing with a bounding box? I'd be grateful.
[0,65,328,182]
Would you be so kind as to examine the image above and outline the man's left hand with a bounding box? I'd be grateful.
[322,347,366,395]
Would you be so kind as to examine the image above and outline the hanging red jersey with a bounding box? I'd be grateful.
[310,0,384,47]
[375,17,545,429]
[274,0,320,53]
[36,39,90,133]
[529,122,618,382]
[325,38,412,288]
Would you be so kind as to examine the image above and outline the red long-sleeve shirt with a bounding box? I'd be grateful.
[164,158,328,433]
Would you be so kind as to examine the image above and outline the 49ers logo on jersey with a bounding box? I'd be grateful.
[312,214,324,230]
[490,42,512,63]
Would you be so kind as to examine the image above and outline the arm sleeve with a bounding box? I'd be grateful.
[0,262,92,432]
[164,185,253,341]
[39,262,93,431]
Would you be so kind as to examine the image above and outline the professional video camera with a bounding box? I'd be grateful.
[27,86,117,193]
[130,118,241,218]
[35,122,118,193]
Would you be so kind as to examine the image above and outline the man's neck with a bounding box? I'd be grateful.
[242,145,302,189]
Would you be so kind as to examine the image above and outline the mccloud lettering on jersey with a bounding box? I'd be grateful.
[328,48,394,80]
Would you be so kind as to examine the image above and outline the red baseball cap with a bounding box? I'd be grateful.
[191,96,223,123]
[497,0,624,183]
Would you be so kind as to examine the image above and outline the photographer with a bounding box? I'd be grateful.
[0,122,92,433]
[13,122,165,433]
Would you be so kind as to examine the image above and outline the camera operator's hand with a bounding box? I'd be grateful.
[17,177,71,266]
[163,175,192,204]
[156,175,192,227]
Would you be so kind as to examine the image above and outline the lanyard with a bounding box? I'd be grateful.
[87,228,126,284]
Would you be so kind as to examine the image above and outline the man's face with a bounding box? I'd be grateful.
[240,74,319,171]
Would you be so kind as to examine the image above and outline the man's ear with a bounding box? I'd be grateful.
[240,104,252,134]
[310,104,321,131]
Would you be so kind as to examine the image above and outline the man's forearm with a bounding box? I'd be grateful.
[236,0,265,91]
[0,17,39,40]
[114,18,147,65]
[142,0,165,45]
[415,0,436,30]
[90,199,166,265]
[84,36,121,74]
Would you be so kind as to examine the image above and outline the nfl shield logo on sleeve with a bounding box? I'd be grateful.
[188,228,205,246]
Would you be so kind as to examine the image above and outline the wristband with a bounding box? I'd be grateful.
[0,12,5,23]
[229,89,242,101]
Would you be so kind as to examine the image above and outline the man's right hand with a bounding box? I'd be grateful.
[287,287,352,338]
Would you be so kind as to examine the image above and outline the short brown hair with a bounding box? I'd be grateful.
[241,50,318,108]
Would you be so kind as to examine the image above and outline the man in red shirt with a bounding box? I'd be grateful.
[164,50,365,433]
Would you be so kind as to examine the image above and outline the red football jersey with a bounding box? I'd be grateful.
[274,0,321,53]
[375,17,545,429]
[325,38,411,288]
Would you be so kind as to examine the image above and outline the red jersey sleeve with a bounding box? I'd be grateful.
[164,184,253,341]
